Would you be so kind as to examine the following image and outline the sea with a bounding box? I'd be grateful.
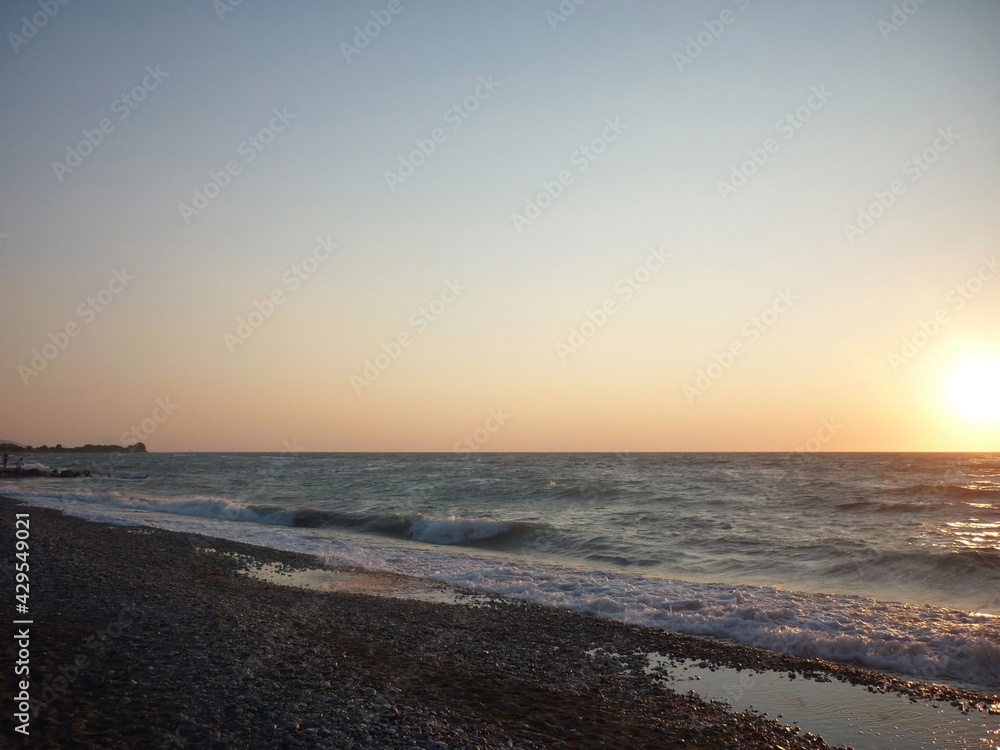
[4,451,1000,693]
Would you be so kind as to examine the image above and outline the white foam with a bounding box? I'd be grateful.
[321,547,1000,690]
[0,486,282,524]
[6,488,1000,691]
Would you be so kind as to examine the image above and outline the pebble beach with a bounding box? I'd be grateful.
[4,498,998,749]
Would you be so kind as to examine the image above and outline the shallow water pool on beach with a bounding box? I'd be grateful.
[644,655,1000,750]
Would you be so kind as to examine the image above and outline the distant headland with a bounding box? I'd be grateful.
[0,442,146,454]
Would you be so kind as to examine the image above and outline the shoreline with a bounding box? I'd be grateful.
[2,498,997,748]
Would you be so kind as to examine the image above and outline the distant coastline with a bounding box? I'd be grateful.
[0,441,146,453]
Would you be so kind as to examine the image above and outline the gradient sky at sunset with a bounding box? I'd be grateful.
[2,0,998,451]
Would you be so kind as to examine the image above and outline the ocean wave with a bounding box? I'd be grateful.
[89,471,148,480]
[276,506,545,547]
[964,458,1000,470]
[544,481,620,498]
[828,547,1000,579]
[836,500,940,513]
[8,485,1000,689]
[1,487,272,523]
[410,516,532,545]
[876,502,941,513]
[835,499,874,510]
[837,488,999,514]
[0,487,546,548]
[880,483,1000,498]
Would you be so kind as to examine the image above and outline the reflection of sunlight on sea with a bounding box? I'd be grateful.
[945,520,1000,549]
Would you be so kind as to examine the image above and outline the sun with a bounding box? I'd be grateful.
[948,357,1000,423]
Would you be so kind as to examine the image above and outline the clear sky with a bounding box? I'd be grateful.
[1,0,998,452]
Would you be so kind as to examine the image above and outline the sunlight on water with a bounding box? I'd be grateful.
[946,520,1000,549]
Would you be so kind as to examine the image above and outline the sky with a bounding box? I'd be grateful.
[1,0,998,452]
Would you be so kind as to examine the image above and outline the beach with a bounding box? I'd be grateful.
[4,499,998,749]
[6,451,1000,696]
[6,0,999,746]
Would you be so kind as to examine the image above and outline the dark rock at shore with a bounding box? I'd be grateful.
[0,441,146,454]
[0,468,92,478]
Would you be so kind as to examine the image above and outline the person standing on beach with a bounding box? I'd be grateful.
[15,458,23,475]
[2,452,7,473]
